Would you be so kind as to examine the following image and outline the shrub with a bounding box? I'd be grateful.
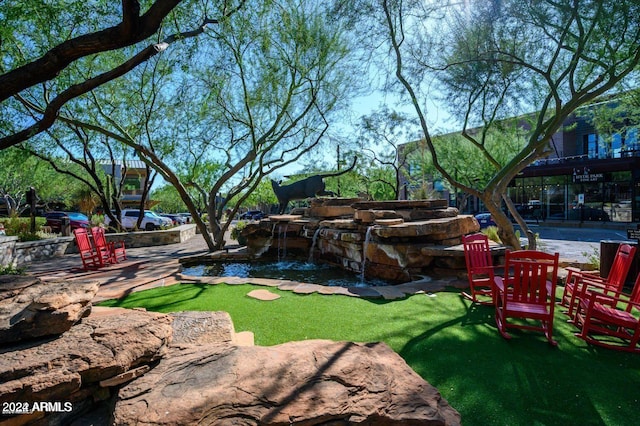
[3,215,29,236]
[482,226,501,243]
[0,264,25,275]
[230,220,247,240]
[90,214,105,227]
[581,246,600,269]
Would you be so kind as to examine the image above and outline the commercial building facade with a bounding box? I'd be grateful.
[400,102,640,224]
[509,113,640,224]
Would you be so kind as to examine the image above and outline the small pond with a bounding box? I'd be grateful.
[181,260,391,288]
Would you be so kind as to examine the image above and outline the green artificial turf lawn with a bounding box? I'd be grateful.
[100,283,640,426]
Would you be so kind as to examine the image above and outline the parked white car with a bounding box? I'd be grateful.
[105,209,172,231]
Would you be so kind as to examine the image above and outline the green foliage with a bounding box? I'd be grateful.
[1,216,55,241]
[0,148,90,212]
[100,283,640,426]
[1,216,26,236]
[0,264,25,275]
[34,230,59,240]
[481,225,501,243]
[150,185,188,214]
[241,179,278,209]
[230,220,247,240]
[406,125,528,194]
[90,214,105,227]
[581,246,601,270]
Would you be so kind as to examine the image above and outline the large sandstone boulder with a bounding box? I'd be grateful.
[113,339,461,425]
[0,276,99,344]
[0,309,173,410]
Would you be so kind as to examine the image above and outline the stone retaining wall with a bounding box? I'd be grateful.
[100,224,197,249]
[1,224,197,266]
[14,236,75,266]
[0,235,18,267]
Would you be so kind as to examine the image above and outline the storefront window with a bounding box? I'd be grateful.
[567,182,607,221]
[604,172,632,222]
[517,177,543,220]
[544,176,566,220]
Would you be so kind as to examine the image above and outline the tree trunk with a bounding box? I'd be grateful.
[479,193,521,250]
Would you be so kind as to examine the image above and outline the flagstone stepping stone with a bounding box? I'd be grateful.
[224,277,251,285]
[247,277,282,287]
[326,286,362,297]
[345,286,382,298]
[277,281,301,291]
[372,285,407,300]
[171,311,236,345]
[292,283,326,294]
[247,289,281,301]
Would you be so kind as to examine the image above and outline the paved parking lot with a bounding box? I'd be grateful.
[528,223,636,264]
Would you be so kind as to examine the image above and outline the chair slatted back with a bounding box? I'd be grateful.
[91,227,108,251]
[74,228,93,254]
[625,273,640,312]
[463,234,493,272]
[505,250,559,305]
[605,244,636,292]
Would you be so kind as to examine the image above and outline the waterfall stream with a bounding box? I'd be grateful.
[360,226,373,282]
[308,227,323,263]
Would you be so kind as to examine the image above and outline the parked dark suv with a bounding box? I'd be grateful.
[239,210,266,220]
[44,211,90,233]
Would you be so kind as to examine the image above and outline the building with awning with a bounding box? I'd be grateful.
[398,99,640,224]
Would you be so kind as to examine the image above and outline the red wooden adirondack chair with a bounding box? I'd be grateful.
[91,227,126,263]
[74,228,108,270]
[495,250,560,345]
[573,272,640,353]
[560,243,636,320]
[462,233,502,305]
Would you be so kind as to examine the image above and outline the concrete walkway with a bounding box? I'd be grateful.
[23,231,603,302]
[26,235,212,302]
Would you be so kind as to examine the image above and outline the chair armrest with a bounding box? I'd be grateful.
[576,275,608,290]
[566,267,600,284]
[566,266,599,274]
[584,290,638,312]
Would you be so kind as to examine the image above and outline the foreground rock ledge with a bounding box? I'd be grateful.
[0,309,173,407]
[113,339,461,425]
[0,276,99,343]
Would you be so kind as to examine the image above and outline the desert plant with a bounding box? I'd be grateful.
[3,215,29,236]
[231,220,248,244]
[482,226,500,243]
[0,264,25,275]
[581,246,600,269]
[17,232,41,242]
[90,214,105,227]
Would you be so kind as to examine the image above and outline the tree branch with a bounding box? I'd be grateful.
[0,0,183,102]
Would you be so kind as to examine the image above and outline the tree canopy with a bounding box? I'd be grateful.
[378,0,640,248]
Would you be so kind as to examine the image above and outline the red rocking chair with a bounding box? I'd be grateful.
[91,227,126,263]
[74,228,110,270]
[560,243,636,320]
[573,272,640,353]
[494,250,560,345]
[462,233,502,305]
